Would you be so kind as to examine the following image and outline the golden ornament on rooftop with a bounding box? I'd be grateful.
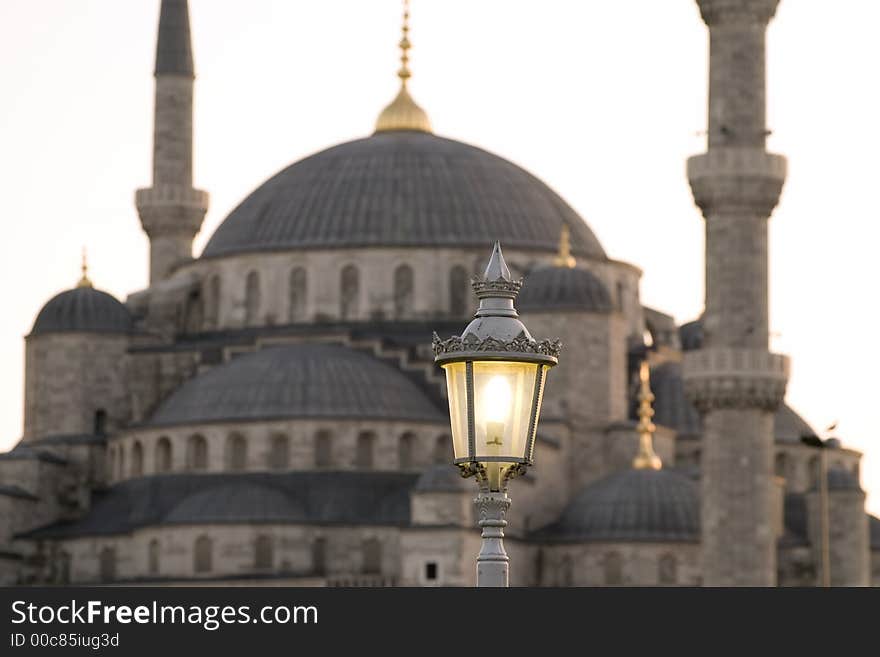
[375,0,432,134]
[633,360,662,470]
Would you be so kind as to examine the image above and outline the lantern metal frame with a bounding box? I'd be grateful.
[432,241,560,488]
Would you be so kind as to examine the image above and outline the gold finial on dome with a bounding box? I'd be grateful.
[374,0,432,134]
[77,247,93,288]
[633,360,662,470]
[554,224,576,268]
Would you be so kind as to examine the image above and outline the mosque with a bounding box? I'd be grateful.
[0,0,877,586]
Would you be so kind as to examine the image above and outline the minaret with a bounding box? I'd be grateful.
[136,0,209,283]
[683,0,790,586]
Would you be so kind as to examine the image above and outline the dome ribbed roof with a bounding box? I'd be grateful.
[537,469,700,543]
[202,132,606,260]
[147,344,444,427]
[518,266,613,314]
[30,287,132,336]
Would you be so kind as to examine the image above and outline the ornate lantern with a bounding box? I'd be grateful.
[433,242,560,491]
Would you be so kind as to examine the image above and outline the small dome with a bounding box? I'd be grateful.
[826,466,862,492]
[30,286,132,336]
[201,132,606,261]
[678,319,704,351]
[147,343,445,427]
[165,483,304,524]
[518,266,613,314]
[414,465,470,493]
[537,469,700,542]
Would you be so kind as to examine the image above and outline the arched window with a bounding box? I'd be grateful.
[205,274,221,328]
[226,433,247,471]
[616,281,626,312]
[808,455,820,489]
[312,537,327,575]
[58,551,71,584]
[355,432,375,469]
[117,445,126,480]
[194,535,213,574]
[603,552,623,586]
[658,553,677,585]
[362,538,381,574]
[560,555,574,587]
[155,437,172,474]
[255,535,274,570]
[245,270,261,326]
[340,265,360,320]
[131,441,144,478]
[775,452,788,479]
[268,434,290,470]
[148,539,160,576]
[187,434,208,471]
[183,289,203,334]
[99,546,116,582]
[289,267,307,322]
[106,446,115,480]
[398,432,416,469]
[314,431,333,468]
[433,435,450,465]
[393,264,414,318]
[449,266,468,316]
[94,409,107,435]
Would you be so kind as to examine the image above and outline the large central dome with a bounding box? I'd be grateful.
[202,131,606,260]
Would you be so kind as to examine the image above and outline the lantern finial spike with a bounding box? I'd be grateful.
[633,360,662,470]
[483,241,512,282]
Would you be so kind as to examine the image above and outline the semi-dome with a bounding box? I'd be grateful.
[678,319,704,351]
[147,343,445,427]
[536,469,700,543]
[165,483,305,524]
[30,286,132,336]
[518,265,613,314]
[201,132,606,260]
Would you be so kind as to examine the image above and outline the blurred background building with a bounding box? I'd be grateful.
[0,0,876,586]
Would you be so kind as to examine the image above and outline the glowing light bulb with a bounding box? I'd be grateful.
[483,375,512,447]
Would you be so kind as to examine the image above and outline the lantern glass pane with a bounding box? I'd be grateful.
[442,362,470,460]
[472,361,536,462]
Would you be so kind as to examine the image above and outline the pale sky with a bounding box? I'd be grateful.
[0,0,877,513]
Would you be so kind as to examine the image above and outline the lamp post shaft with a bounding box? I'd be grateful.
[475,491,511,587]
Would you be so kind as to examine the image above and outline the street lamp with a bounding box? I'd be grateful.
[433,242,560,586]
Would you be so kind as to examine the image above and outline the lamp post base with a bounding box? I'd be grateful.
[475,491,511,587]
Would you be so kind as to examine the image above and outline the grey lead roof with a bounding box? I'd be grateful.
[518,266,613,314]
[155,0,194,76]
[30,287,132,337]
[534,468,700,543]
[147,343,445,427]
[23,471,419,539]
[201,132,607,260]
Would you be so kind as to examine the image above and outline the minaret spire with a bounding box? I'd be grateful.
[633,361,661,470]
[683,0,790,587]
[375,0,432,134]
[136,0,209,284]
